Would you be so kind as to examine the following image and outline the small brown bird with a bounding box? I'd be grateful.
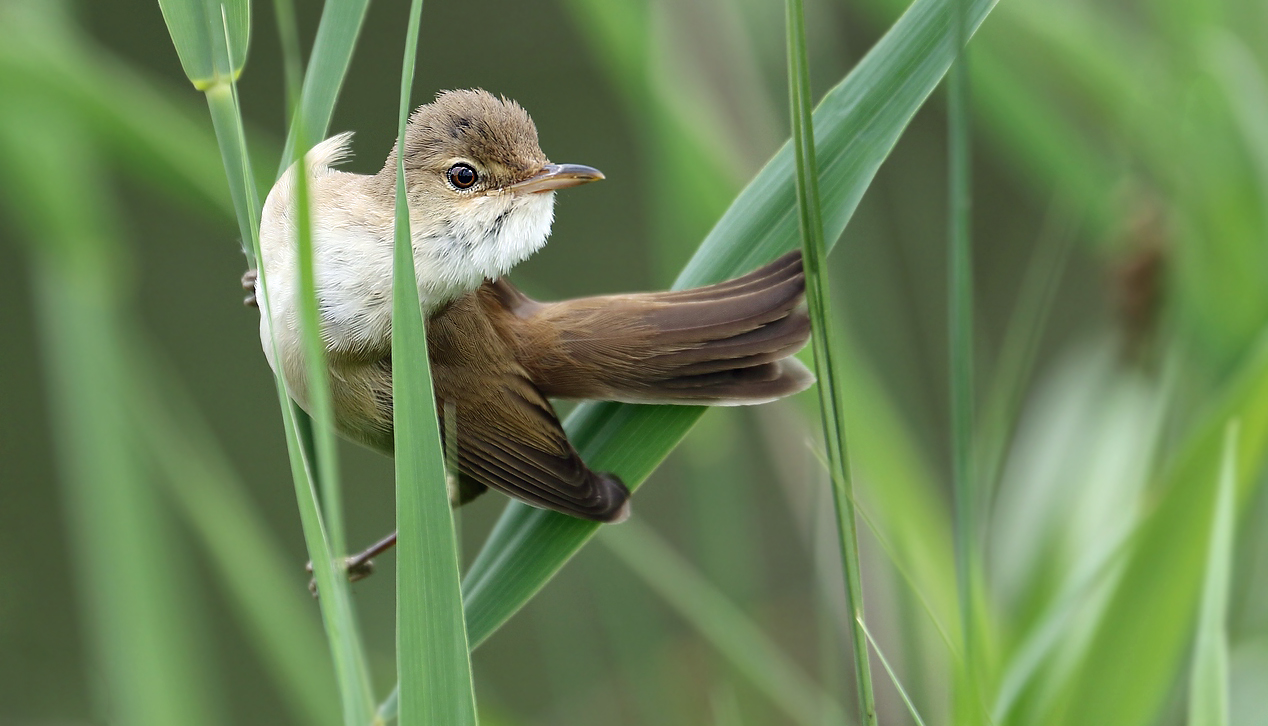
[248,89,812,535]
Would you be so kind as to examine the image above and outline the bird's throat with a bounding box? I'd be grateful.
[421,190,556,304]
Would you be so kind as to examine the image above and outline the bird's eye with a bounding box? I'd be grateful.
[447,163,478,189]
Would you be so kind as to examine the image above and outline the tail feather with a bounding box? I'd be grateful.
[499,250,815,405]
[659,308,810,372]
[628,268,806,343]
[649,250,804,303]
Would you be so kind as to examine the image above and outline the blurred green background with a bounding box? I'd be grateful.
[3,0,1267,724]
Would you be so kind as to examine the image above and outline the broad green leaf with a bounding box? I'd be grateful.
[462,0,1000,651]
[390,1,480,724]
[157,0,249,89]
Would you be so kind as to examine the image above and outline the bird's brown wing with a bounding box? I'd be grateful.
[428,293,630,523]
[436,372,629,522]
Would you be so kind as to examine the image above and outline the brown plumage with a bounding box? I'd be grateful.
[251,89,813,527]
[296,251,813,523]
[427,250,811,522]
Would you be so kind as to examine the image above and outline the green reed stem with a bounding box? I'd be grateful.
[785,0,877,723]
[947,0,980,717]
[268,2,377,722]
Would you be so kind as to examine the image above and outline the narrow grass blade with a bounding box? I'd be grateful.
[711,684,746,726]
[785,0,876,722]
[159,0,259,245]
[946,0,985,719]
[1188,421,1239,726]
[990,497,1142,721]
[390,1,480,724]
[812,441,960,662]
[266,8,362,684]
[284,99,347,569]
[858,618,929,726]
[277,0,372,174]
[264,3,377,723]
[374,688,400,726]
[584,557,686,726]
[601,521,849,726]
[0,104,218,726]
[462,0,1001,652]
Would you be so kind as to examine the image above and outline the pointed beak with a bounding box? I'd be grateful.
[508,163,604,194]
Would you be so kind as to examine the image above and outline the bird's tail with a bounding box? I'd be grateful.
[490,250,814,405]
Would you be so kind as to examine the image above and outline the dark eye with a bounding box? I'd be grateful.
[447,163,477,189]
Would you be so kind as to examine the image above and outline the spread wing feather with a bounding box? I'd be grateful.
[428,292,630,522]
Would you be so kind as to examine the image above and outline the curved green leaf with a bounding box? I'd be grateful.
[461,0,1001,649]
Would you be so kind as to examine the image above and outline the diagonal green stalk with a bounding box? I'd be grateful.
[785,0,876,723]
[389,1,480,724]
[859,619,929,726]
[263,2,376,723]
[947,0,981,717]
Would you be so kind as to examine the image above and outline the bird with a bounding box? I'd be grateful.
[246,89,813,548]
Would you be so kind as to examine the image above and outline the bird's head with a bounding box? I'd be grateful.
[382,89,603,282]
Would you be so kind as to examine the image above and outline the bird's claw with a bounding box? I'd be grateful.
[242,269,258,308]
[305,555,378,598]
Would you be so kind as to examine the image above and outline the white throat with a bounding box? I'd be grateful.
[414,189,556,307]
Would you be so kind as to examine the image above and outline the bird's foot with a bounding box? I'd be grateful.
[242,269,258,308]
[305,531,398,597]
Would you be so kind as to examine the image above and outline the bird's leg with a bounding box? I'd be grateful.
[344,531,398,578]
[242,269,258,308]
[306,531,398,596]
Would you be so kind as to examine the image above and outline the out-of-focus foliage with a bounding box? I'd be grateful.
[1,0,1266,725]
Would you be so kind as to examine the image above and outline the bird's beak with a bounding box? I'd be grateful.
[509,163,604,194]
